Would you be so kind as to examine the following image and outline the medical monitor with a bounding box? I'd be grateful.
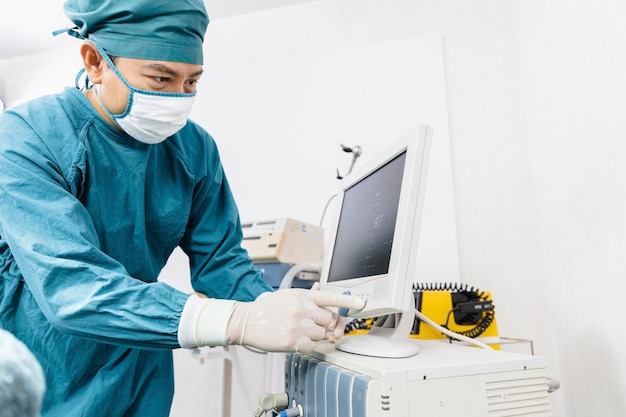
[320,124,432,358]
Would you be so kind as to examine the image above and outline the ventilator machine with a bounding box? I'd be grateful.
[275,124,555,417]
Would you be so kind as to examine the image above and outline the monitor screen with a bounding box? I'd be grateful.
[327,152,406,282]
[320,124,432,358]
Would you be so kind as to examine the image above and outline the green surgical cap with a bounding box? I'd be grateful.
[63,0,209,64]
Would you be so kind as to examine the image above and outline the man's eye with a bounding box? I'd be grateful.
[154,77,169,83]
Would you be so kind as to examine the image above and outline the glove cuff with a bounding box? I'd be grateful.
[226,302,251,345]
[178,295,236,348]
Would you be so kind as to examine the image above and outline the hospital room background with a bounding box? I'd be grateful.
[1,1,625,416]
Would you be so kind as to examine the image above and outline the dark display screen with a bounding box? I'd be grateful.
[327,151,406,282]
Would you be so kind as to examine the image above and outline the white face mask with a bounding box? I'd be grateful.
[93,55,196,144]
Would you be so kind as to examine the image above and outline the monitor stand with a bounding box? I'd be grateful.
[335,291,419,358]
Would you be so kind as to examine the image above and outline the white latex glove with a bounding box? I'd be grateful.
[226,283,365,353]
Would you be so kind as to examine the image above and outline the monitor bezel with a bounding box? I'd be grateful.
[320,124,433,320]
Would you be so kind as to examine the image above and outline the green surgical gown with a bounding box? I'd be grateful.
[0,87,272,416]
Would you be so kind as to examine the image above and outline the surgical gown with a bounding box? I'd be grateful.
[0,87,272,416]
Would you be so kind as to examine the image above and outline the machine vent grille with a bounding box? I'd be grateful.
[486,377,552,416]
[380,394,391,412]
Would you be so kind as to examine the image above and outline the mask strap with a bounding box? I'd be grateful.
[92,84,124,129]
[85,40,138,94]
[86,40,196,99]
[50,29,121,93]
[53,28,93,91]
[74,68,91,91]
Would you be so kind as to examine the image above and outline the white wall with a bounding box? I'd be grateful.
[194,34,459,282]
[4,1,626,416]
[513,1,626,416]
[0,46,83,105]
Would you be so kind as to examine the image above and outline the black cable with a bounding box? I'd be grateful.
[343,318,371,334]
[345,283,496,339]
[455,311,494,339]
[413,282,495,340]
[444,308,456,329]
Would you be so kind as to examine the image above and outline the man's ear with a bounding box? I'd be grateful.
[79,42,106,84]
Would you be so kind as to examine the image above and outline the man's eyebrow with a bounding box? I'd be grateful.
[142,64,203,78]
[143,64,179,77]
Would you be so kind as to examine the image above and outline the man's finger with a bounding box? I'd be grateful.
[310,290,365,310]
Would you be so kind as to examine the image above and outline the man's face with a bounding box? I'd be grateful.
[98,57,204,115]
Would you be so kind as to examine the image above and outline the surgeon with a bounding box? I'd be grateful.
[0,1,365,416]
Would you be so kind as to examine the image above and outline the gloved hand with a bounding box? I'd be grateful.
[226,283,365,352]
